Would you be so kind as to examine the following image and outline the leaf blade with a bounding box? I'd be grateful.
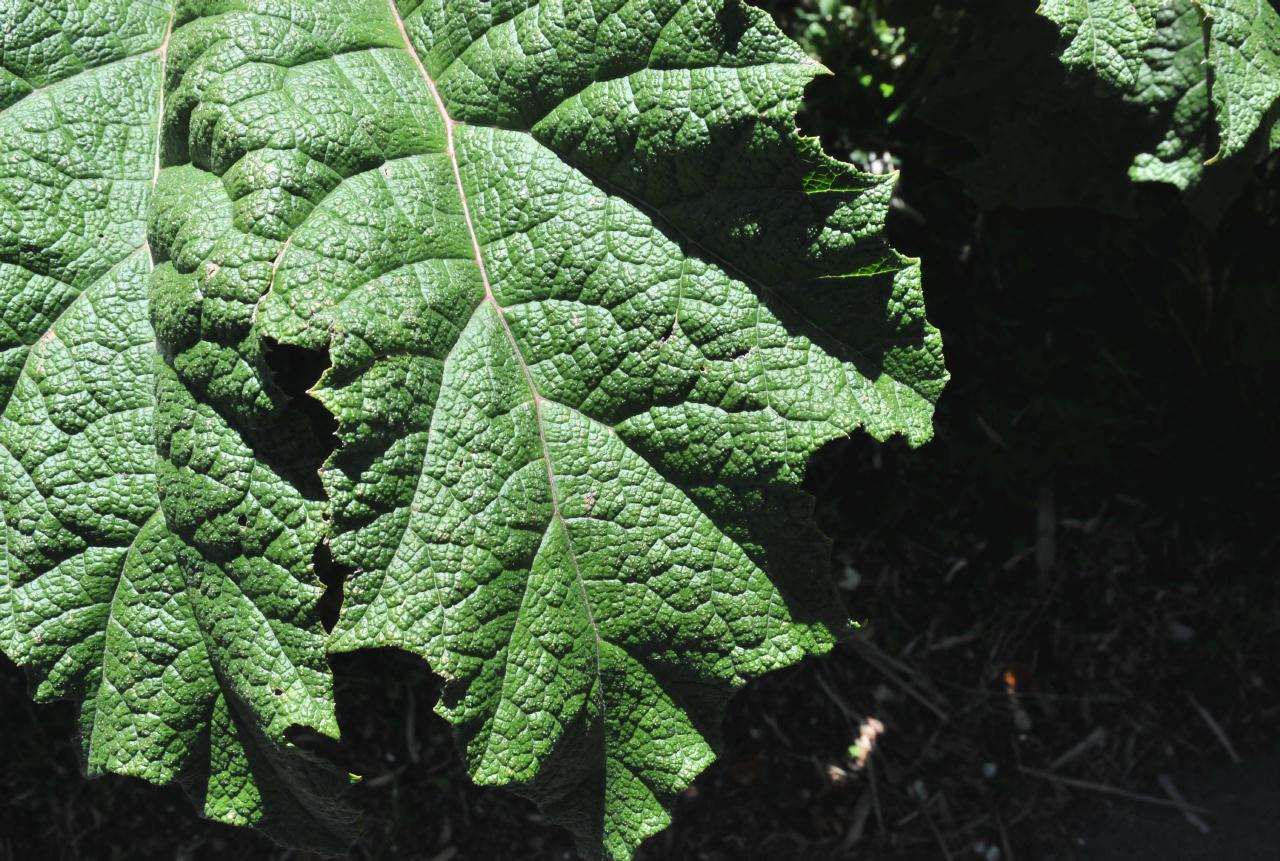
[246,1,944,857]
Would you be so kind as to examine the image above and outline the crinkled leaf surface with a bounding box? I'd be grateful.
[6,0,944,856]
[0,1,352,848]
[149,0,941,858]
[1039,0,1163,90]
[1039,0,1280,190]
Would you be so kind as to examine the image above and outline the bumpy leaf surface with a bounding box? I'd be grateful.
[0,1,351,847]
[196,0,936,858]
[1039,0,1280,189]
[1039,0,1162,90]
[6,0,944,856]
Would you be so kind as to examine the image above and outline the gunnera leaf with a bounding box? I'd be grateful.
[1039,0,1280,196]
[7,0,945,856]
[0,1,353,848]
[164,0,942,858]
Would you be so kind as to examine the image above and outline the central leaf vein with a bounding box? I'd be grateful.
[385,0,609,744]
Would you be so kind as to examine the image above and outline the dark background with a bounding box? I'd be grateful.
[4,1,1279,859]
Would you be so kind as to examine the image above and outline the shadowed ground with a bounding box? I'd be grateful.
[1085,751,1280,860]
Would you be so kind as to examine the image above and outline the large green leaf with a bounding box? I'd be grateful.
[160,0,939,858]
[7,0,944,856]
[0,1,351,848]
[1039,0,1280,191]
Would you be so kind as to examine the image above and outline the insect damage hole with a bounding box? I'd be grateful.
[262,337,349,633]
[262,337,339,470]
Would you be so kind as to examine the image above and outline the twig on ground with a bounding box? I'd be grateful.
[852,635,951,722]
[1017,766,1211,814]
[841,789,874,848]
[761,713,792,749]
[1188,694,1241,763]
[1048,726,1108,772]
[1036,486,1056,582]
[996,811,1015,861]
[815,669,857,724]
[868,756,886,838]
[1157,774,1211,835]
[405,685,420,765]
[919,796,955,861]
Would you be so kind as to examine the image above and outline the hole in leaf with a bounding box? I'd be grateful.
[262,337,339,475]
[313,539,346,633]
[263,338,348,631]
[283,723,344,763]
[717,0,747,51]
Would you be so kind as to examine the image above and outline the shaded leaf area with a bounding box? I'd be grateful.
[1039,0,1280,192]
[759,0,1164,213]
[764,0,1276,221]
